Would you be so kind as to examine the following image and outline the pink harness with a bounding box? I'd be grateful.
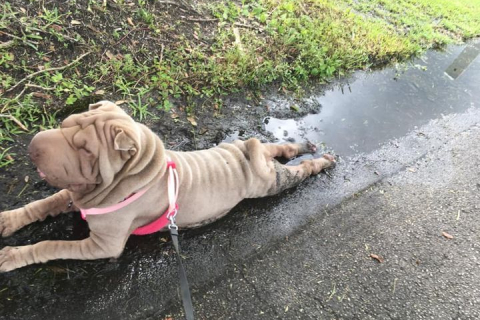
[80,159,179,235]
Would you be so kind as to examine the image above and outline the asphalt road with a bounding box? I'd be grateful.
[161,107,480,319]
[1,107,480,320]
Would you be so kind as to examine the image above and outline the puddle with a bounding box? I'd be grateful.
[262,40,480,157]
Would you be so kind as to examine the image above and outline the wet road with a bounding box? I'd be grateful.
[170,109,480,319]
[0,40,479,319]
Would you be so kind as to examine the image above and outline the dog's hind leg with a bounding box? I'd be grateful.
[0,189,75,237]
[268,154,335,196]
[263,141,317,159]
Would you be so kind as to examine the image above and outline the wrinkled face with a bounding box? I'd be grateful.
[28,101,137,193]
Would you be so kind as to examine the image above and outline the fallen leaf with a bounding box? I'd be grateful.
[115,100,128,105]
[370,254,384,263]
[94,89,105,95]
[127,17,135,27]
[87,24,102,33]
[32,92,52,99]
[407,168,416,173]
[6,154,14,161]
[48,266,67,273]
[170,113,179,119]
[24,176,29,183]
[50,24,62,32]
[20,7,26,13]
[0,41,14,50]
[105,50,114,60]
[442,232,453,239]
[187,116,197,126]
[71,20,82,25]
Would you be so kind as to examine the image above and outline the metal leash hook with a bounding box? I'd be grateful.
[168,208,179,230]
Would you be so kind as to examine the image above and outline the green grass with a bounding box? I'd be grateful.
[337,0,480,45]
[1,0,480,166]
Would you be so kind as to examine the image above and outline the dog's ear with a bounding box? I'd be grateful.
[89,102,103,110]
[89,101,118,111]
[114,129,137,153]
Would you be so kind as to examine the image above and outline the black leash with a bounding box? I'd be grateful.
[169,226,195,320]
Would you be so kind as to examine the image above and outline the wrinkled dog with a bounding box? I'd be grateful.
[0,101,335,271]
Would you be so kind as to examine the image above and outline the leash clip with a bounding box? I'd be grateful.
[167,208,178,230]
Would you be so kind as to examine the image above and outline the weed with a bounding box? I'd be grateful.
[129,90,156,122]
[0,147,14,167]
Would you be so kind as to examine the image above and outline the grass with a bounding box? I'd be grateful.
[1,0,480,166]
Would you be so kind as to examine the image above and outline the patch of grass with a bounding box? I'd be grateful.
[0,0,480,165]
[337,0,480,46]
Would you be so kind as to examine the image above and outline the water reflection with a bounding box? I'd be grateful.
[265,40,480,156]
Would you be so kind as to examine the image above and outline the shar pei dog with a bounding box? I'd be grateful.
[0,101,335,272]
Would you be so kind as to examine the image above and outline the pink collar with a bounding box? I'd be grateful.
[80,159,179,235]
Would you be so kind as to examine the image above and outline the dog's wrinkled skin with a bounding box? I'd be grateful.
[0,101,335,272]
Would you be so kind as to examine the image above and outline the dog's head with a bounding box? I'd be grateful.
[28,101,161,205]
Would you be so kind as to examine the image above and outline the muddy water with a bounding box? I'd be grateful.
[264,40,480,157]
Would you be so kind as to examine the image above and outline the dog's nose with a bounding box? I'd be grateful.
[28,142,40,162]
[28,130,50,164]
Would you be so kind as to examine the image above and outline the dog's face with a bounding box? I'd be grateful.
[29,101,139,193]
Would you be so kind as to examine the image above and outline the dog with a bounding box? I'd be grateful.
[0,101,335,272]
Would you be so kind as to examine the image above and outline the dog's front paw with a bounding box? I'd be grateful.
[0,211,19,237]
[0,246,23,272]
